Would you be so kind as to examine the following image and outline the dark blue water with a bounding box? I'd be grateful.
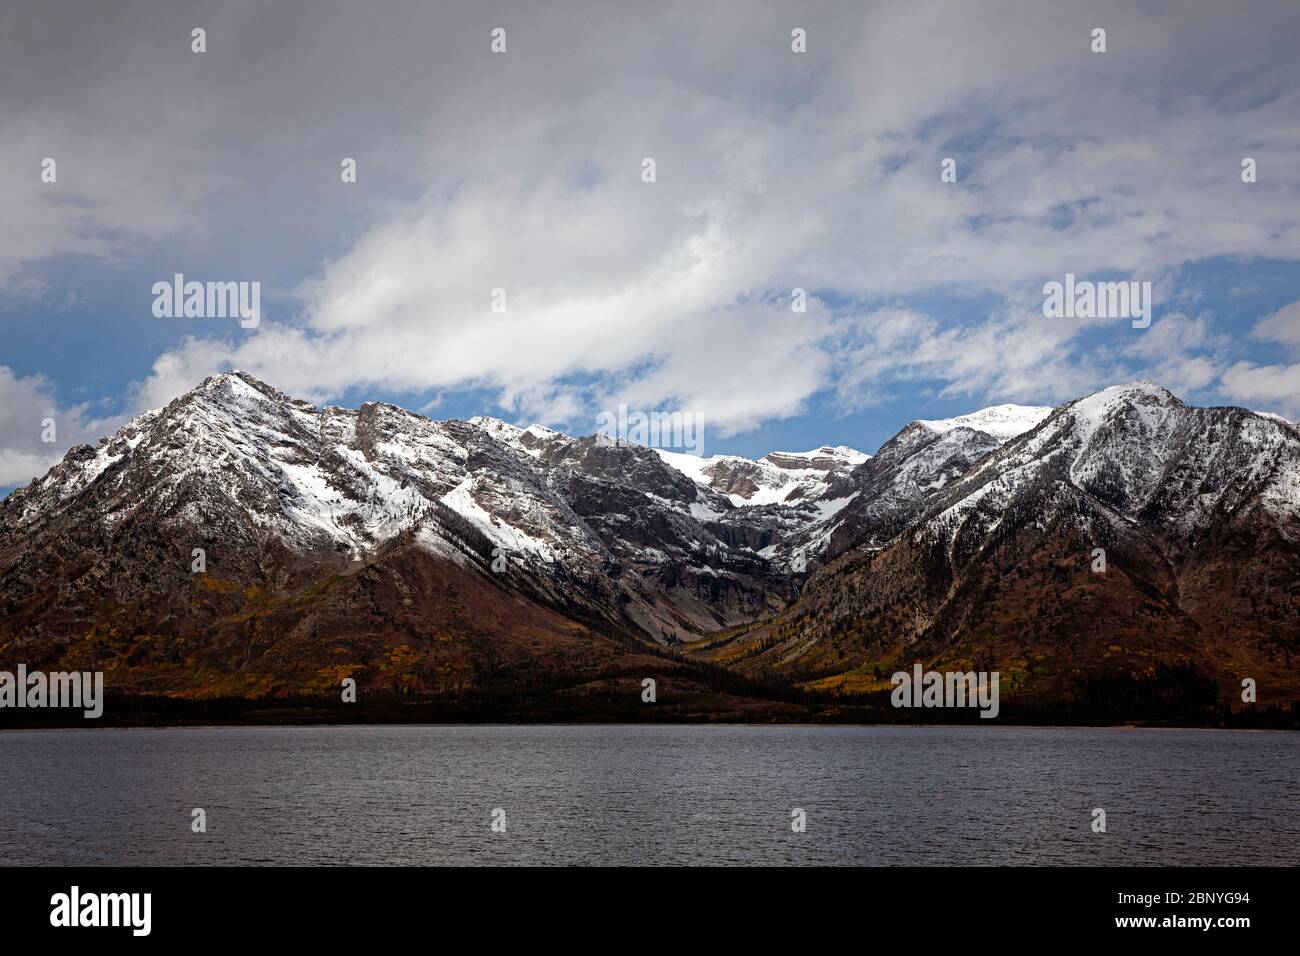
[1,724,1296,865]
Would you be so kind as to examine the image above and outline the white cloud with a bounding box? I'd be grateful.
[0,367,114,487]
[1118,312,1230,396]
[3,1,1299,455]
[1251,299,1300,349]
[1221,361,1300,419]
[1217,299,1300,417]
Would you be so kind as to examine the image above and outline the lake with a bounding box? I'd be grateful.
[1,724,1296,865]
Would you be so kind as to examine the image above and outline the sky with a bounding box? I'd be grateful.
[2,0,1300,494]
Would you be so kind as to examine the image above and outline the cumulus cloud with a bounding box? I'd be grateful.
[1219,298,1300,417]
[1251,299,1300,349]
[1221,362,1300,418]
[3,0,1300,465]
[1118,312,1231,396]
[0,367,115,487]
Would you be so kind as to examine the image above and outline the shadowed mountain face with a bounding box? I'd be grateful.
[2,373,1297,708]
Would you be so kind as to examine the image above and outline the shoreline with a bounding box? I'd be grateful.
[3,717,1296,733]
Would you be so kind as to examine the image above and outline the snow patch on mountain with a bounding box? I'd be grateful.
[468,417,566,458]
[924,381,1300,554]
[11,371,1297,649]
[914,404,1053,443]
[654,445,867,507]
[764,446,871,469]
[440,477,560,563]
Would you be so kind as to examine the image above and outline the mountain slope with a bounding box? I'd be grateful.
[0,371,825,700]
[4,373,1297,711]
[766,403,1052,570]
[699,383,1300,704]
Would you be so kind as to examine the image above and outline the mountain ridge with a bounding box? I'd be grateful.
[699,380,1300,703]
[3,370,1297,714]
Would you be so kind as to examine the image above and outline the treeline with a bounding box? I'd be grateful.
[1,662,1294,729]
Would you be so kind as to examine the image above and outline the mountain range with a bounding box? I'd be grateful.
[2,371,1297,720]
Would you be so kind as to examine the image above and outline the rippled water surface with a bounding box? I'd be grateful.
[2,724,1296,865]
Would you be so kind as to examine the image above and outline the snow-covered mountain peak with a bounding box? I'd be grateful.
[1255,410,1295,428]
[195,368,297,403]
[1043,381,1184,455]
[654,444,864,507]
[927,380,1300,558]
[468,416,572,459]
[1068,379,1178,413]
[525,423,563,439]
[763,446,870,471]
[914,403,1053,443]
[468,415,527,443]
[6,373,1299,660]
